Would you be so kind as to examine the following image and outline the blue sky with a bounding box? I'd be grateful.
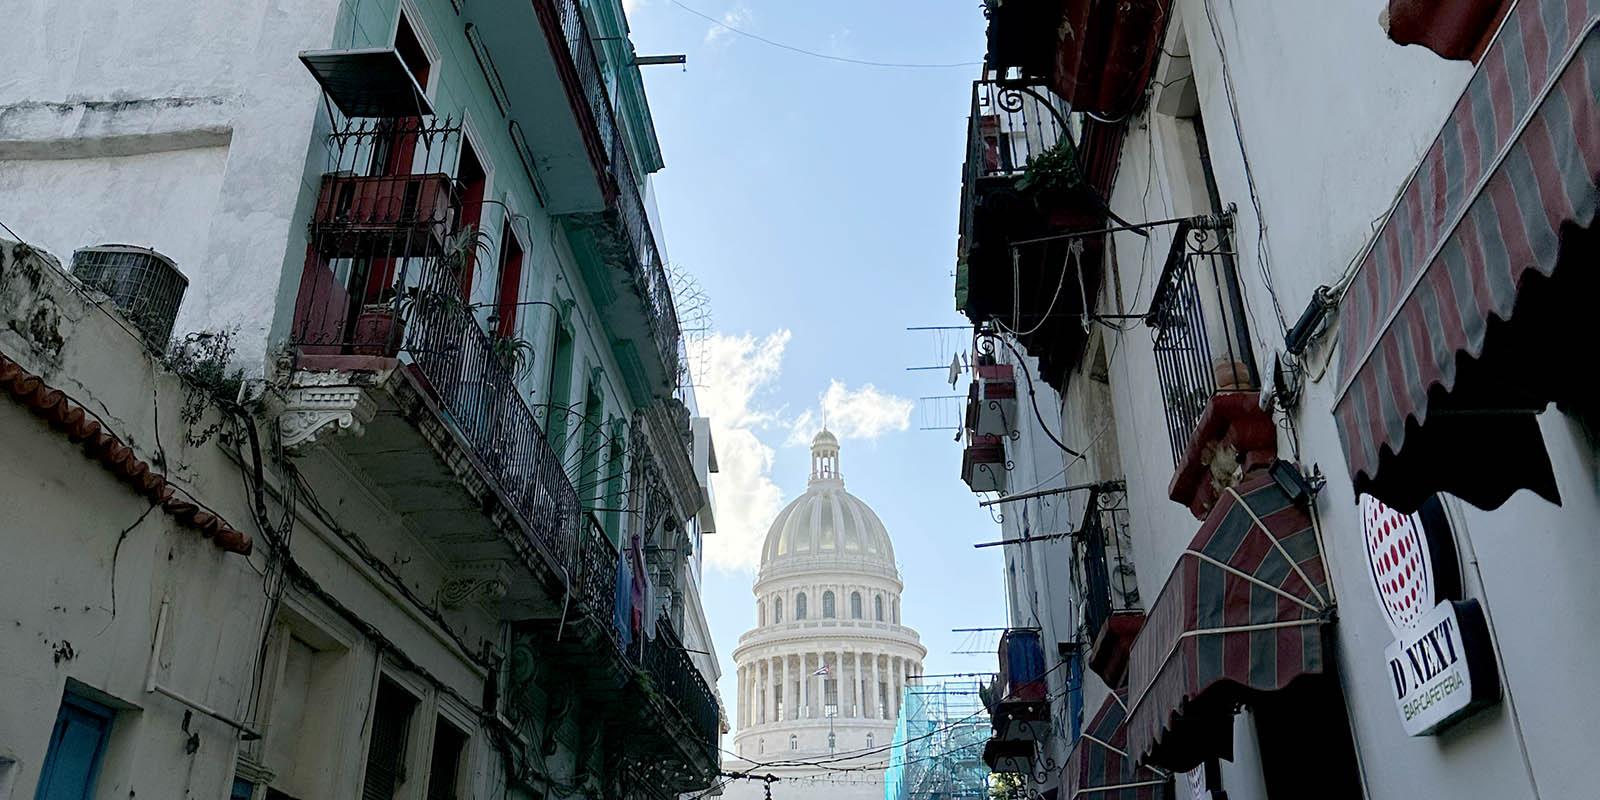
[625,1,1008,715]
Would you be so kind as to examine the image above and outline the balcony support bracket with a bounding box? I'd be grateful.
[264,368,384,453]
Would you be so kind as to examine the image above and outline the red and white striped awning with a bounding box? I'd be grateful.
[1334,0,1600,510]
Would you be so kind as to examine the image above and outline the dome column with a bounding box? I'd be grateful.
[867,651,878,719]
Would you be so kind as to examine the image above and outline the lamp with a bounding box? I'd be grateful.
[1269,459,1323,506]
[1285,286,1335,356]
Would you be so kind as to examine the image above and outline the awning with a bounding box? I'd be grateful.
[1050,0,1172,117]
[1333,1,1600,511]
[300,48,434,118]
[1063,690,1167,799]
[1125,472,1332,772]
[1384,0,1515,62]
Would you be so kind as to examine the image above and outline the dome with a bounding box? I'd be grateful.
[759,431,896,573]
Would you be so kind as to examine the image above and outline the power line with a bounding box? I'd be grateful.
[670,1,982,69]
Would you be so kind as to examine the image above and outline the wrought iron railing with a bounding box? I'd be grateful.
[546,0,683,388]
[576,513,623,650]
[1146,213,1258,465]
[1076,486,1138,643]
[641,618,721,760]
[959,78,1071,254]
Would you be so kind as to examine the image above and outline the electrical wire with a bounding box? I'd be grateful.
[670,0,981,69]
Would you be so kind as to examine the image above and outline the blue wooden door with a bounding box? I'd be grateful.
[35,695,113,800]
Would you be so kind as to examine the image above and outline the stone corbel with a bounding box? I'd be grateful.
[438,560,512,610]
[262,370,379,452]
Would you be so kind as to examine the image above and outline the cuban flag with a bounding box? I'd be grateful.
[812,664,830,676]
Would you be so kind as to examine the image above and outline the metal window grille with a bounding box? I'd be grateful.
[70,245,188,349]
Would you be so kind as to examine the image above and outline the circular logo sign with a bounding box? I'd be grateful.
[1360,493,1434,635]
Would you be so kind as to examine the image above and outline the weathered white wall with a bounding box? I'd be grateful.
[0,0,343,371]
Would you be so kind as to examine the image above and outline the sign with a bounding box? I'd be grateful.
[1360,494,1500,736]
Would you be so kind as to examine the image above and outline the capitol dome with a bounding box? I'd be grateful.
[724,431,924,794]
[759,430,897,575]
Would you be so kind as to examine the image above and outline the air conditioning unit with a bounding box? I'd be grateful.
[71,245,188,349]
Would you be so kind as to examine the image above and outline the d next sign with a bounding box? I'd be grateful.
[1361,495,1501,736]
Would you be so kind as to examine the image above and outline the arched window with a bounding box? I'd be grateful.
[759,738,765,754]
[796,592,808,620]
[822,591,836,618]
[850,591,863,619]
[774,597,784,624]
[867,733,875,749]
[789,735,798,751]
[827,732,836,752]
[874,595,884,621]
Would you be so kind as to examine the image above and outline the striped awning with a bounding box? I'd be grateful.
[1063,690,1167,799]
[1125,472,1332,772]
[1334,1,1600,511]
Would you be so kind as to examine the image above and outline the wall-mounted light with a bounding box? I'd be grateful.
[1285,286,1335,357]
[1269,459,1323,506]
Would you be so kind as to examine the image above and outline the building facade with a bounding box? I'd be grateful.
[957,1,1600,798]
[0,0,723,797]
[721,432,926,799]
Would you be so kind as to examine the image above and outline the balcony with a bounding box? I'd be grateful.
[516,516,720,791]
[533,0,683,402]
[1145,214,1275,518]
[960,433,1008,494]
[990,629,1049,740]
[955,78,1120,389]
[966,362,1018,438]
[1077,485,1144,688]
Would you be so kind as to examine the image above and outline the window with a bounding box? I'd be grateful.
[866,733,874,749]
[362,678,419,800]
[795,592,807,620]
[36,691,115,800]
[827,732,836,752]
[575,384,603,510]
[824,679,838,718]
[603,430,626,538]
[822,591,836,619]
[394,11,432,91]
[758,738,764,754]
[425,718,467,800]
[850,592,862,619]
[230,777,254,800]
[874,595,884,621]
[758,600,766,627]
[774,597,783,623]
[544,320,575,455]
[880,683,890,719]
[454,139,487,298]
[492,219,525,338]
[789,735,797,751]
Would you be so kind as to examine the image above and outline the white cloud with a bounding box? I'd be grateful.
[704,4,751,45]
[689,333,913,573]
[691,330,790,572]
[787,380,913,446]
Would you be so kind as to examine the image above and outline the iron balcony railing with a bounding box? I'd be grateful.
[547,0,683,388]
[1146,213,1259,465]
[959,77,1070,256]
[1076,487,1139,644]
[572,514,718,759]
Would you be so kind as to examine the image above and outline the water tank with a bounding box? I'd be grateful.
[70,245,188,349]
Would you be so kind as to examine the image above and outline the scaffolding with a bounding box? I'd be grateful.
[884,680,991,800]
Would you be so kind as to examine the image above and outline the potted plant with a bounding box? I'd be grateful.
[491,334,537,380]
[1016,138,1086,225]
[351,288,405,357]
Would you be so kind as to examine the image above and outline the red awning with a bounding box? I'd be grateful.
[1334,1,1600,511]
[1125,472,1332,772]
[1385,0,1516,62]
[1063,690,1167,799]
[1051,0,1172,117]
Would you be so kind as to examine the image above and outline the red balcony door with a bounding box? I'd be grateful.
[362,13,433,305]
[456,141,486,299]
[494,220,524,338]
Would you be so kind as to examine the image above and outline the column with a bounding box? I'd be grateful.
[893,657,903,719]
[778,655,788,720]
[832,648,842,717]
[800,653,810,718]
[867,652,878,719]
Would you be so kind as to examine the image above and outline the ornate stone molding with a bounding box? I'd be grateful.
[438,560,512,610]
[263,370,380,452]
